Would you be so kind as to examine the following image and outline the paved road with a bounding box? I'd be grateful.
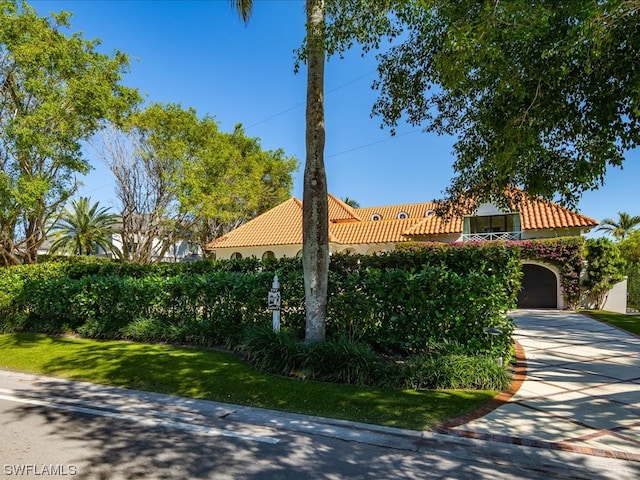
[0,369,638,479]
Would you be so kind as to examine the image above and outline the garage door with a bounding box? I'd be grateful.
[517,264,557,308]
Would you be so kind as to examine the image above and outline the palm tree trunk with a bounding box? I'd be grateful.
[303,0,328,344]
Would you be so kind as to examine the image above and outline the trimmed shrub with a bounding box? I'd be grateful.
[392,354,511,390]
[302,337,377,385]
[627,262,640,307]
[240,328,510,390]
[583,238,626,308]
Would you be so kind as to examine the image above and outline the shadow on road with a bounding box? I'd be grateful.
[1,376,629,479]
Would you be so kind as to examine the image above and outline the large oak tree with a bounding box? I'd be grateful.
[365,0,640,211]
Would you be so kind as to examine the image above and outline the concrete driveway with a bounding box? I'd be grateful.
[435,310,640,461]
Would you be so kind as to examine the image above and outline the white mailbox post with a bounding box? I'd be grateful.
[268,274,281,333]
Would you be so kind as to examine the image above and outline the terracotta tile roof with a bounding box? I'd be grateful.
[206,193,598,250]
[356,202,437,221]
[403,215,464,236]
[327,193,361,222]
[517,196,598,230]
[209,195,353,248]
[331,218,424,244]
[210,198,303,248]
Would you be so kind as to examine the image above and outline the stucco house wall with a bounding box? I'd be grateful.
[214,244,300,260]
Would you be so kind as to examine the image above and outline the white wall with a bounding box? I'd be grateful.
[213,244,300,260]
[213,242,401,260]
[601,278,628,313]
[474,202,506,216]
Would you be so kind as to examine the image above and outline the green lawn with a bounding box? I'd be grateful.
[580,310,640,336]
[0,333,496,430]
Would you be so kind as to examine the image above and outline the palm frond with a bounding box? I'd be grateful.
[229,0,253,24]
[48,197,119,256]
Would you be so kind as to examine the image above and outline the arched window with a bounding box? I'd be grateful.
[425,209,435,217]
[371,213,382,221]
[230,252,243,260]
[262,251,276,261]
[397,211,409,219]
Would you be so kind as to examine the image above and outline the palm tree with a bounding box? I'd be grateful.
[596,212,640,240]
[231,0,329,343]
[48,197,120,256]
[341,197,361,208]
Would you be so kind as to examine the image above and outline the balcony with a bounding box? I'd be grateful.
[462,231,522,242]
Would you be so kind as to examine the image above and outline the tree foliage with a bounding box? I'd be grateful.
[620,230,640,305]
[48,197,119,256]
[98,107,189,264]
[341,197,360,208]
[0,0,139,265]
[620,230,640,264]
[97,103,297,263]
[327,0,640,211]
[181,123,297,250]
[583,237,626,308]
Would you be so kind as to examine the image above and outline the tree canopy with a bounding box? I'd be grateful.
[180,122,298,250]
[326,0,640,211]
[584,237,626,308]
[620,230,640,264]
[0,0,139,265]
[97,103,297,263]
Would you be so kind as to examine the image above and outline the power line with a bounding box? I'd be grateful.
[326,128,423,159]
[245,70,377,129]
[243,70,426,158]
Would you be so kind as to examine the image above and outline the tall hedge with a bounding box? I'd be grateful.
[0,243,520,357]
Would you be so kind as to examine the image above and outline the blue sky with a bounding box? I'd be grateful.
[32,0,638,227]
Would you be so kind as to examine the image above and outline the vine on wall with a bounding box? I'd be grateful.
[507,237,585,308]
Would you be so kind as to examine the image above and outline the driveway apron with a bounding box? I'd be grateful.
[436,309,640,461]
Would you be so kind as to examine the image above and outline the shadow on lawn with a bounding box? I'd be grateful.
[39,339,271,402]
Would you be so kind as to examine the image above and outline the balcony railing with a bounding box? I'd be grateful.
[462,231,522,242]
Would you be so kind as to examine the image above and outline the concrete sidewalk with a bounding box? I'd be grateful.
[435,309,640,461]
